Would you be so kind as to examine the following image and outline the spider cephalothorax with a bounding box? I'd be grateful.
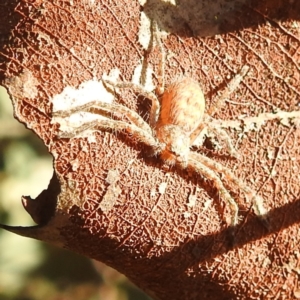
[54,21,268,228]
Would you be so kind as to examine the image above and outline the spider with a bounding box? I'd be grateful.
[53,21,267,228]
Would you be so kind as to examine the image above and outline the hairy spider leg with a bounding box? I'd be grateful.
[203,118,240,158]
[151,20,165,96]
[55,100,160,151]
[186,153,239,227]
[53,100,152,134]
[190,116,239,158]
[208,126,240,158]
[103,80,160,128]
[58,118,159,150]
[190,152,268,220]
[139,19,164,91]
[189,66,249,152]
[101,21,165,130]
[208,65,250,116]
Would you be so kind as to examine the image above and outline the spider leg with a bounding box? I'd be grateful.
[53,100,152,135]
[189,152,268,220]
[151,20,165,96]
[205,125,240,158]
[208,65,250,116]
[139,21,156,87]
[58,118,160,151]
[190,115,239,158]
[103,79,160,128]
[186,154,239,227]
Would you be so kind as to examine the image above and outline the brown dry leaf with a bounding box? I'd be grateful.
[1,1,300,299]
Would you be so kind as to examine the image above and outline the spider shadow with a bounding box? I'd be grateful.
[144,197,300,299]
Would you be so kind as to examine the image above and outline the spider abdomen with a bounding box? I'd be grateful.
[155,77,205,165]
[156,77,205,134]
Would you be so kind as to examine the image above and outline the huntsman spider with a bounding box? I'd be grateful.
[54,21,267,228]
